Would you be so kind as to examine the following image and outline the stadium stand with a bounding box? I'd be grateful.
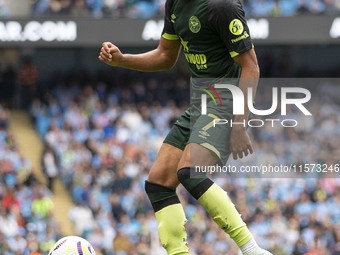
[0,104,65,255]
[24,69,340,255]
[2,0,340,18]
[1,0,340,253]
[26,0,340,18]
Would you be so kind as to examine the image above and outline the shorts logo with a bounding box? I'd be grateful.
[229,19,244,36]
[199,130,210,139]
[189,16,201,33]
[171,14,176,23]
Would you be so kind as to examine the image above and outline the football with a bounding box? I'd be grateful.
[49,236,96,255]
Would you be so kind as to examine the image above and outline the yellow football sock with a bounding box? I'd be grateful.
[198,183,252,247]
[155,203,189,255]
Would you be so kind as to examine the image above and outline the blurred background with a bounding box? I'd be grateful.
[0,0,340,254]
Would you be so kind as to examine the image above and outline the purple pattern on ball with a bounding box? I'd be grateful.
[53,239,67,251]
[77,241,83,255]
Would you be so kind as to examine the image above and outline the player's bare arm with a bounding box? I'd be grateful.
[98,37,181,72]
[230,48,260,160]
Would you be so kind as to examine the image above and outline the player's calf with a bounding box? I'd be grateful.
[177,167,271,255]
[145,181,189,255]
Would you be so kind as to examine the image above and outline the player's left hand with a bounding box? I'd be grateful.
[230,126,253,160]
[98,42,124,67]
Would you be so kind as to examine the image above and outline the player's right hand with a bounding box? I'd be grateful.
[230,126,253,160]
[98,42,124,67]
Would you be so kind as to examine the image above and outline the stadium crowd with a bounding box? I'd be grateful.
[26,69,340,255]
[1,0,340,19]
[0,104,64,255]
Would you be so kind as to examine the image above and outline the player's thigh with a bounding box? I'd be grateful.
[177,114,232,169]
[147,143,183,188]
[177,143,219,169]
[148,110,191,187]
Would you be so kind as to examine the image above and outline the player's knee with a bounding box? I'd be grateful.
[177,167,191,183]
[146,174,178,188]
[177,167,213,200]
[148,164,179,188]
[144,180,167,195]
[146,172,166,186]
[177,167,206,183]
[145,180,180,212]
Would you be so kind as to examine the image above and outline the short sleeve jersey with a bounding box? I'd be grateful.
[162,0,253,79]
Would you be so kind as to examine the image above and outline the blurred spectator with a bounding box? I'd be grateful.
[113,230,132,254]
[0,0,9,18]
[279,0,299,16]
[270,0,281,16]
[31,0,49,16]
[8,234,28,253]
[82,85,100,112]
[71,0,90,17]
[18,58,39,109]
[297,0,311,14]
[0,65,16,107]
[132,0,158,18]
[42,145,59,192]
[102,0,121,17]
[86,0,105,18]
[251,0,276,17]
[309,0,326,14]
[2,187,20,211]
[0,206,19,238]
[44,0,72,16]
[324,0,338,14]
[69,202,95,236]
[0,105,9,130]
[32,186,54,218]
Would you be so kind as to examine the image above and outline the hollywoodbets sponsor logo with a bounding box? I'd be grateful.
[231,31,249,43]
